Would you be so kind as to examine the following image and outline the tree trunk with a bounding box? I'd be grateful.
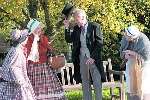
[39,0,52,35]
[27,0,38,19]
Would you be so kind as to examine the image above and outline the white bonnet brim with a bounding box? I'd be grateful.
[125,25,141,38]
[27,19,40,33]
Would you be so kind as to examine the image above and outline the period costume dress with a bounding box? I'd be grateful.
[26,34,66,100]
[120,26,150,99]
[26,19,66,100]
[0,29,36,100]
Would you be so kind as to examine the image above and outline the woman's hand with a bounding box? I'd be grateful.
[123,50,138,59]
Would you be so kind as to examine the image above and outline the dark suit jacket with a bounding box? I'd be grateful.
[65,22,106,82]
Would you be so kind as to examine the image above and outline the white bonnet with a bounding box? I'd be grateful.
[125,25,141,39]
[27,19,40,33]
[11,29,29,42]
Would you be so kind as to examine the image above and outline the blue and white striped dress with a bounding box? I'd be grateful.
[0,40,36,100]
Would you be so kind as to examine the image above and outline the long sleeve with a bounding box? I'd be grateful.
[65,29,72,43]
[120,37,127,59]
[91,23,103,59]
[135,34,150,61]
[27,34,39,62]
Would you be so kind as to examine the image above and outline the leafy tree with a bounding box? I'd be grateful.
[0,0,150,66]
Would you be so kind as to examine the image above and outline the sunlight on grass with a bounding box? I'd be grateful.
[65,88,120,100]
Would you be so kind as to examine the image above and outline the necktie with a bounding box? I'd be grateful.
[81,26,85,35]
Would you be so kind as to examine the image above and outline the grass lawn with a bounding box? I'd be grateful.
[65,88,121,100]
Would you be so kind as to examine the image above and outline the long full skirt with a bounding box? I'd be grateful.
[27,63,66,100]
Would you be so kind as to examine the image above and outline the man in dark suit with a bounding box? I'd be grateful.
[63,9,106,100]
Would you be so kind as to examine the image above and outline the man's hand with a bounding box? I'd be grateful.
[86,58,95,65]
[63,18,70,29]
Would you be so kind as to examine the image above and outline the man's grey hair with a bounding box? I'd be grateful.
[73,9,87,18]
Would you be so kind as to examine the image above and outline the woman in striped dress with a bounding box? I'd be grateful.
[26,19,66,100]
[0,29,36,100]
